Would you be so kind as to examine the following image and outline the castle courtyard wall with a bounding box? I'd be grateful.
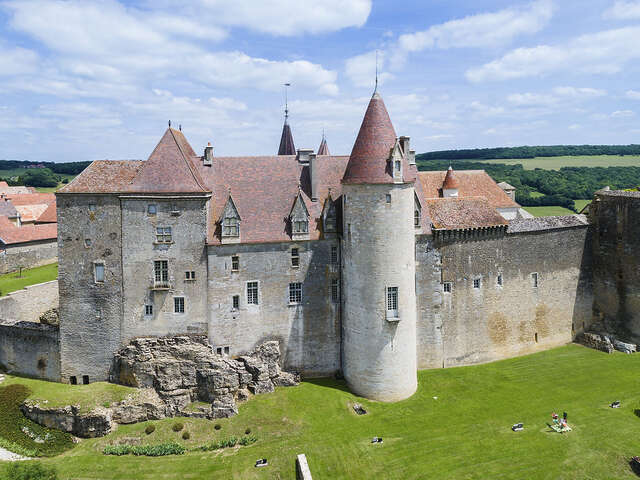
[57,194,124,383]
[416,222,593,368]
[207,240,341,377]
[0,239,57,275]
[590,191,640,340]
[0,279,58,323]
[120,196,209,339]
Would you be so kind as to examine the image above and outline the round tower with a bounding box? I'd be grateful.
[341,92,418,402]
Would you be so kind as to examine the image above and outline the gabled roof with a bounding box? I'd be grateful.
[317,136,330,155]
[289,191,310,218]
[417,170,519,209]
[0,216,57,245]
[219,194,241,222]
[425,197,508,230]
[59,160,143,193]
[342,92,415,185]
[0,183,34,195]
[0,198,18,218]
[278,121,296,155]
[130,128,209,193]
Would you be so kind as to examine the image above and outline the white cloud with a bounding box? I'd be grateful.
[0,44,39,76]
[344,50,393,88]
[626,90,640,99]
[611,109,635,118]
[603,1,640,19]
[397,0,552,53]
[507,86,606,106]
[467,26,640,82]
[507,92,558,106]
[552,86,607,98]
[569,124,582,130]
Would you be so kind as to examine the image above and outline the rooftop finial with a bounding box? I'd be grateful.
[168,120,171,128]
[284,82,291,122]
[179,124,182,132]
[374,50,379,93]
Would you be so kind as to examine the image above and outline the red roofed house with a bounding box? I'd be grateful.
[53,91,593,401]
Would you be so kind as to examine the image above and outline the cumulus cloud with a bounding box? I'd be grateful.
[466,26,640,82]
[611,109,635,118]
[397,0,552,53]
[507,86,606,106]
[603,1,640,19]
[0,44,38,76]
[626,90,640,99]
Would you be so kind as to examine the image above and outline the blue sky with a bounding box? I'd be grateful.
[1,0,640,162]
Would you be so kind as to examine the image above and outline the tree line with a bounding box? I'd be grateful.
[0,159,91,175]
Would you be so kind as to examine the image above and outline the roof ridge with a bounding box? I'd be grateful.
[169,128,208,192]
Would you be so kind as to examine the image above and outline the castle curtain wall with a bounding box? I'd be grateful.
[0,239,58,274]
[416,224,593,369]
[207,240,341,377]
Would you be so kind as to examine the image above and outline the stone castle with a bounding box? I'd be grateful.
[1,91,639,402]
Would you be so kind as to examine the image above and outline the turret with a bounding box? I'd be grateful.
[340,92,418,402]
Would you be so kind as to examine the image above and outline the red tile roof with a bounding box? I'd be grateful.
[6,193,55,206]
[342,92,416,185]
[0,216,57,245]
[59,160,143,193]
[417,170,519,209]
[442,166,459,189]
[36,202,57,223]
[130,128,209,193]
[425,197,508,230]
[278,121,296,155]
[193,155,349,245]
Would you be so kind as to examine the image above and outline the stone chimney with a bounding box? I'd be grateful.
[296,148,313,165]
[309,153,319,201]
[203,142,213,166]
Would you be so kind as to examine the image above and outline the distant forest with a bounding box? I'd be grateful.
[417,144,640,161]
[0,159,91,175]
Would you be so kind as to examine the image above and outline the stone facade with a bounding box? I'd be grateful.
[0,240,57,275]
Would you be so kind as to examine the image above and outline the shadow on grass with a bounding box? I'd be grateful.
[304,378,351,394]
[634,409,640,419]
[629,458,640,477]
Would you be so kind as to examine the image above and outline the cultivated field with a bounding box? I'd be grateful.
[2,344,639,479]
[524,206,575,217]
[479,155,640,170]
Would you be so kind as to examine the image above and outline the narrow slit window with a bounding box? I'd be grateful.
[497,274,503,287]
[232,295,240,310]
[331,279,339,303]
[532,273,539,288]
[414,210,421,227]
[231,255,239,271]
[291,248,300,267]
[174,297,185,314]
[386,287,399,318]
[247,282,259,305]
[331,246,338,265]
[385,194,391,203]
[289,282,302,304]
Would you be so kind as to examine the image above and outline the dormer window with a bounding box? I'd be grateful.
[290,192,310,239]
[390,138,404,182]
[220,195,241,242]
[322,196,337,234]
[293,220,308,233]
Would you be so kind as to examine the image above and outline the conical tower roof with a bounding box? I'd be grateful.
[278,120,296,155]
[342,92,414,184]
[317,135,330,155]
[443,166,459,189]
[130,128,209,193]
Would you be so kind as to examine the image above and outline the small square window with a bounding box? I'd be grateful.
[147,204,157,215]
[82,375,90,385]
[291,248,300,267]
[145,305,153,316]
[497,274,503,287]
[289,282,302,304]
[443,282,452,293]
[473,278,481,289]
[385,194,391,203]
[331,279,339,303]
[69,376,77,385]
[185,271,196,280]
[331,246,338,265]
[532,273,539,288]
[84,238,92,248]
[88,204,96,213]
[174,297,185,314]
[231,256,239,271]
[156,227,172,243]
[222,217,239,237]
[232,295,240,310]
[94,263,105,283]
[224,346,230,355]
[216,347,223,355]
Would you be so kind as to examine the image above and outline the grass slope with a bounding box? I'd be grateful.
[524,206,575,217]
[479,155,640,170]
[0,263,58,296]
[3,345,639,479]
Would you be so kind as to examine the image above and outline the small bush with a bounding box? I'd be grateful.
[245,428,251,435]
[4,462,58,480]
[197,435,256,452]
[145,424,155,435]
[214,424,221,430]
[182,431,190,440]
[171,422,184,432]
[103,442,186,457]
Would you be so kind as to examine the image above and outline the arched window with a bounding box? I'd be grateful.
[414,209,421,227]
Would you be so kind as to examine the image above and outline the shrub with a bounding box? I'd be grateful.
[171,422,184,432]
[245,428,251,435]
[182,431,190,440]
[145,424,155,435]
[103,442,186,457]
[197,435,256,452]
[4,462,58,480]
[214,424,221,430]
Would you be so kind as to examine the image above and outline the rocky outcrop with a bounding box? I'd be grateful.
[109,389,166,424]
[38,308,59,326]
[110,336,299,420]
[577,332,637,354]
[20,402,112,438]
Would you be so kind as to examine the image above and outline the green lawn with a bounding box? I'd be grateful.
[0,263,58,296]
[480,155,640,170]
[574,199,592,212]
[2,345,640,479]
[524,206,575,217]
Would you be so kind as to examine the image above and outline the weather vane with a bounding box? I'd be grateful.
[284,83,291,120]
[375,50,379,92]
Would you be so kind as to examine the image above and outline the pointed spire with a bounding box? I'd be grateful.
[278,83,296,155]
[317,132,330,155]
[443,166,459,190]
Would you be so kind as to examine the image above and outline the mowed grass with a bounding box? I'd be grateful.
[0,263,58,296]
[2,345,639,479]
[574,199,592,212]
[479,155,640,170]
[524,206,575,217]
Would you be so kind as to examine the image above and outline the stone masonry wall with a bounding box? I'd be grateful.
[57,194,124,383]
[207,240,341,377]
[0,321,59,380]
[590,191,640,341]
[120,197,209,340]
[416,223,593,368]
[0,280,58,323]
[0,240,57,275]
